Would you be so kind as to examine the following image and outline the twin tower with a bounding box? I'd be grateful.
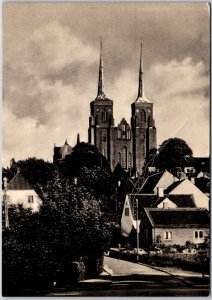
[88,41,157,175]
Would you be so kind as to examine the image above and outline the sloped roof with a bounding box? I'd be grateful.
[7,172,32,190]
[145,208,209,228]
[164,179,185,194]
[156,194,196,208]
[139,171,165,194]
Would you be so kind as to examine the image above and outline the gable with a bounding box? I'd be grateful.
[157,198,177,209]
[153,171,178,194]
[169,179,209,210]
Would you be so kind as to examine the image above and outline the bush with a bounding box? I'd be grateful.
[68,261,86,284]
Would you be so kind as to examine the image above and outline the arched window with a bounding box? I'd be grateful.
[141,109,146,122]
[117,152,121,164]
[102,111,107,122]
[122,147,127,169]
[128,152,132,168]
[102,148,105,156]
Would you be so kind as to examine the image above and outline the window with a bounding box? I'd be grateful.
[164,231,172,240]
[194,230,204,239]
[103,135,106,142]
[28,196,34,203]
[122,124,126,132]
[128,152,132,168]
[102,111,107,122]
[125,208,129,216]
[117,130,121,139]
[102,148,105,156]
[117,152,121,164]
[122,147,127,169]
[126,131,131,139]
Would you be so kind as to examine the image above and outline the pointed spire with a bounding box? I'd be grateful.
[97,37,105,99]
[77,133,80,144]
[138,38,144,98]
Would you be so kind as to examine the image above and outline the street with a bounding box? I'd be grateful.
[43,257,210,297]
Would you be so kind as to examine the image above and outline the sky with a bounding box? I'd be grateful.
[3,3,210,167]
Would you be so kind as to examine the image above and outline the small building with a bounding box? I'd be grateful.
[4,168,42,212]
[121,193,196,237]
[140,208,209,247]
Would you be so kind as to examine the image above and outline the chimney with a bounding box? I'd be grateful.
[190,177,195,185]
[157,187,164,197]
[163,202,169,209]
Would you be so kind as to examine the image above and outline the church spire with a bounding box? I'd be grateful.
[138,38,144,98]
[97,38,105,99]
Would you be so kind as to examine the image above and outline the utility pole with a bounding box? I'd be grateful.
[3,177,9,229]
[136,198,139,262]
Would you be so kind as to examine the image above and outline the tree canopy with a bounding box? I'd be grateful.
[154,138,193,174]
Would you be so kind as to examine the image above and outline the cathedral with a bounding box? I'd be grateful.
[54,41,157,176]
[88,41,157,175]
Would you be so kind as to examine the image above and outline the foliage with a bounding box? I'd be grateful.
[3,171,112,294]
[154,138,193,175]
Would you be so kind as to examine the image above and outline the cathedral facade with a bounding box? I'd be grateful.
[88,41,157,175]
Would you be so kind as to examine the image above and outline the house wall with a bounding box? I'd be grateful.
[169,179,209,210]
[6,189,42,212]
[121,195,134,237]
[153,227,209,246]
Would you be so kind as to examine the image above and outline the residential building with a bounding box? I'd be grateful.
[140,208,209,247]
[4,168,42,212]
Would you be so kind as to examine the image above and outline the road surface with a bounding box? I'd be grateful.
[43,257,209,296]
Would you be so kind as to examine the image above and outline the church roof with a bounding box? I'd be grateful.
[59,140,73,158]
[7,170,32,190]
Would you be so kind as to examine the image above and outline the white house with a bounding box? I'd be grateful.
[4,168,42,212]
[166,178,209,210]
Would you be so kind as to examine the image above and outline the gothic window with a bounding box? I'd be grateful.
[122,147,127,169]
[122,124,126,131]
[118,130,121,139]
[128,152,132,168]
[141,110,146,122]
[102,111,107,122]
[126,131,131,139]
[102,148,105,156]
[117,152,121,164]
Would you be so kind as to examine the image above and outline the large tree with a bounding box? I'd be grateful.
[154,138,193,174]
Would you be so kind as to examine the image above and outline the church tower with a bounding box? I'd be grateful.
[131,41,157,175]
[88,40,115,168]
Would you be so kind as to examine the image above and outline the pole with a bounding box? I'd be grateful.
[3,177,9,229]
[136,198,139,262]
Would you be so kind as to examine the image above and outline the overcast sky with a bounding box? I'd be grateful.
[3,3,210,167]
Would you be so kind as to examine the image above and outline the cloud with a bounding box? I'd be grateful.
[145,57,209,155]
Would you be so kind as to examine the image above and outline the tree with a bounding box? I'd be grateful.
[154,138,193,175]
[2,171,112,294]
